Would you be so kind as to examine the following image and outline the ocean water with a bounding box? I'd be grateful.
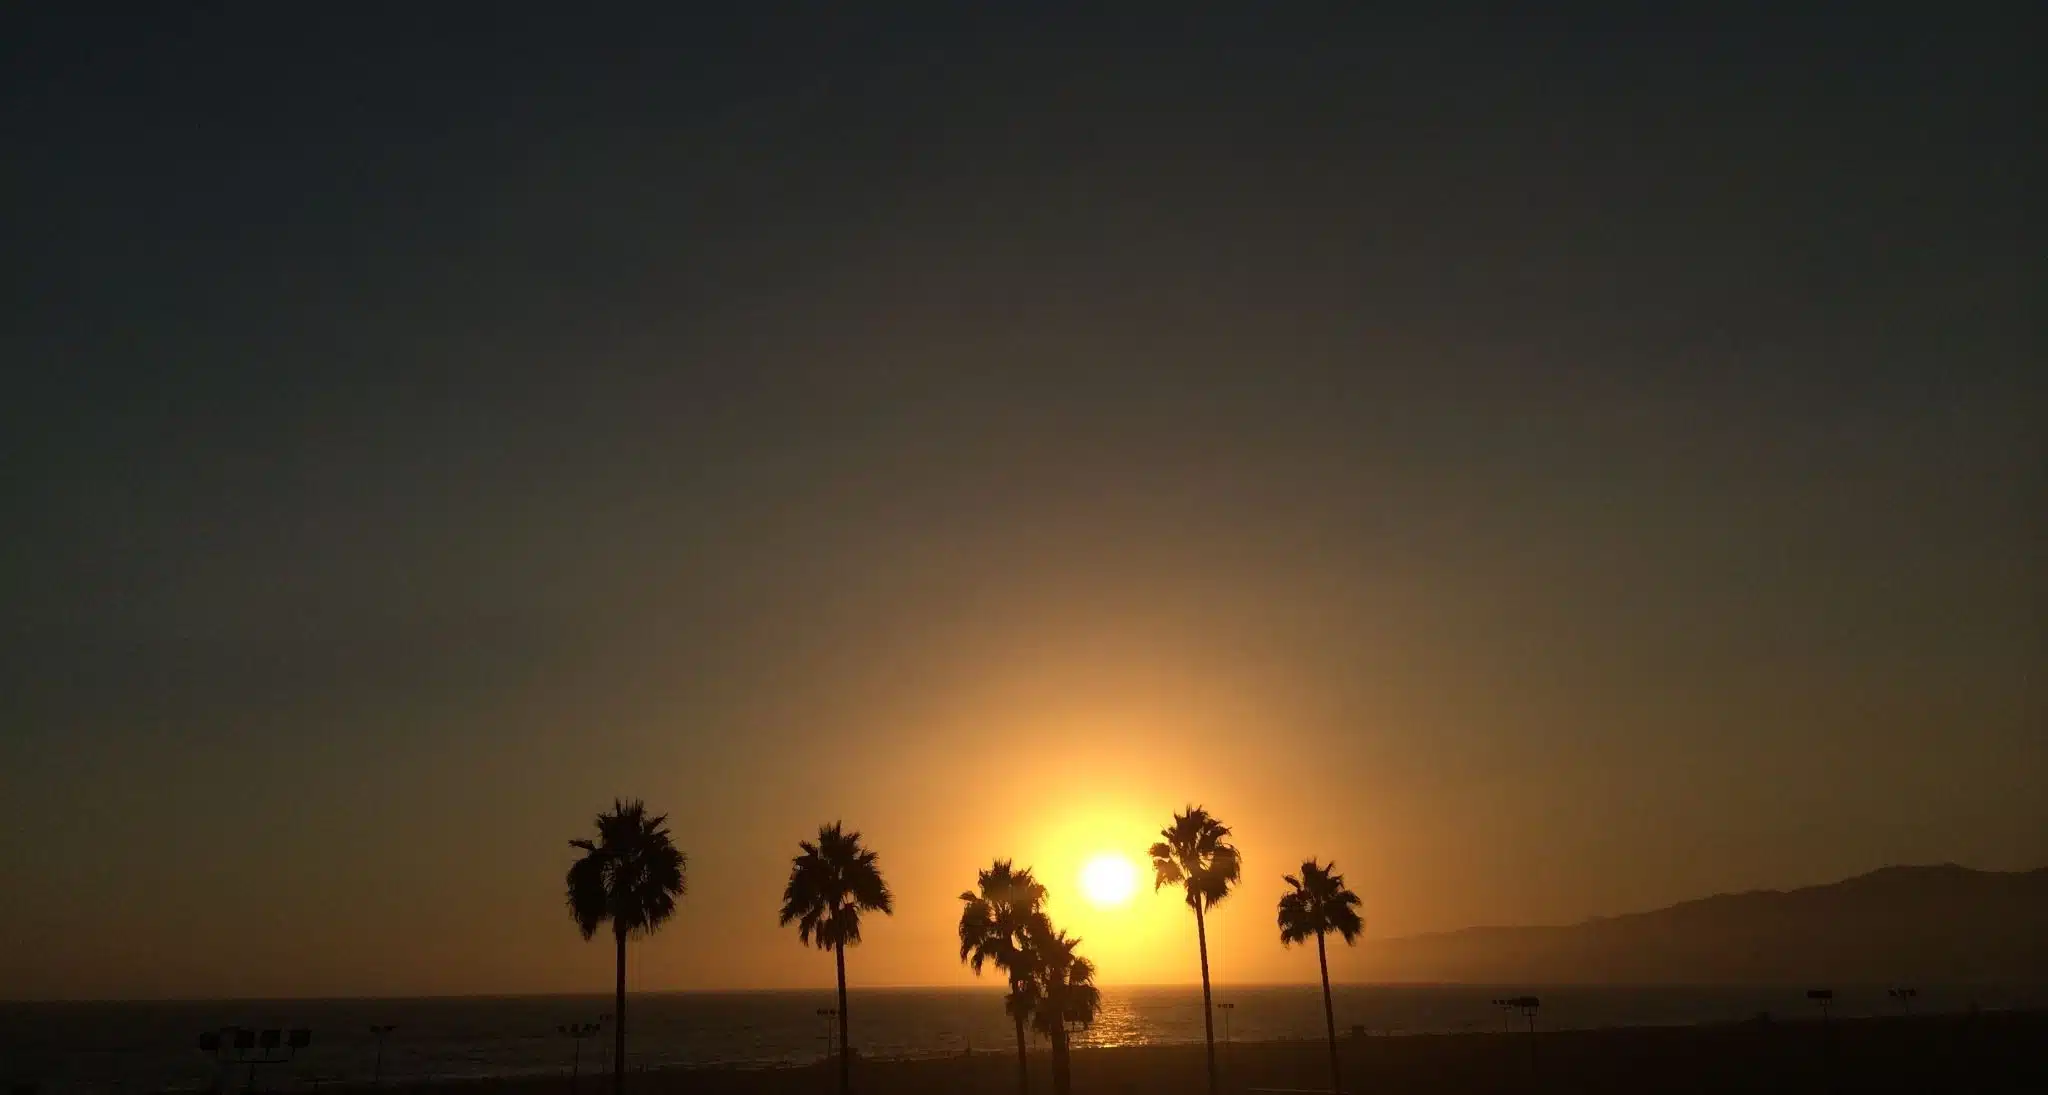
[4,984,2040,1093]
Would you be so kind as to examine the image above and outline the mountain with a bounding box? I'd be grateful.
[1363,864,2048,984]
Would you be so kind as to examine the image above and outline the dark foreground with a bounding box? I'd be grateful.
[331,1010,2045,1095]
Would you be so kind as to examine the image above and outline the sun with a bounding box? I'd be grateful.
[1079,852,1140,907]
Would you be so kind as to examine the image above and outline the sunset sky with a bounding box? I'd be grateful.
[2,8,2040,1000]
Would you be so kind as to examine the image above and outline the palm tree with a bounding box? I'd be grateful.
[1278,859,1365,1095]
[1023,926,1100,1095]
[958,860,1050,1095]
[565,799,687,1095]
[780,822,893,1095]
[1149,805,1241,1095]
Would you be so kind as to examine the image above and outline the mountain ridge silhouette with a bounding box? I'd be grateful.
[1364,864,2048,984]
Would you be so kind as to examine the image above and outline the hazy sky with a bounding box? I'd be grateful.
[2,8,2040,1000]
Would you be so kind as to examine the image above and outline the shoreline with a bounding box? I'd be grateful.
[274,1009,2042,1095]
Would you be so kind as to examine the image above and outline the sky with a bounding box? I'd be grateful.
[1,7,2041,1000]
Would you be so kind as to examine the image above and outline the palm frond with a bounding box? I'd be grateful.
[958,859,1050,983]
[1274,857,1366,946]
[1004,980,1041,1023]
[781,820,893,953]
[1151,805,1242,911]
[1024,928,1101,1037]
[565,798,688,941]
[565,849,610,940]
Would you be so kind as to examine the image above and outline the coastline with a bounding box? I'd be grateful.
[280,1010,2043,1095]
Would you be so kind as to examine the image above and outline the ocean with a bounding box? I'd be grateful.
[5,984,2040,1093]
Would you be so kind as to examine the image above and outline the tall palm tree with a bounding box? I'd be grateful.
[1023,926,1100,1095]
[1278,859,1365,1095]
[780,822,893,1095]
[958,860,1050,1095]
[1149,805,1241,1095]
[565,799,687,1095]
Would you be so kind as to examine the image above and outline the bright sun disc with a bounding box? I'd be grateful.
[1080,853,1139,906]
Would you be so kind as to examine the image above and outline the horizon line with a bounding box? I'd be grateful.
[12,978,2013,1006]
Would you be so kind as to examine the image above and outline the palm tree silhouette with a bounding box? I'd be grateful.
[1278,858,1365,1095]
[958,860,1051,1095]
[1024,925,1101,1095]
[565,799,687,1095]
[1150,805,1241,1095]
[779,822,893,1095]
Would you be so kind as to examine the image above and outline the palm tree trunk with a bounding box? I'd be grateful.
[1012,1010,1028,1095]
[1196,900,1216,1095]
[1318,930,1339,1094]
[612,927,627,1095]
[1052,1027,1069,1095]
[835,940,851,1095]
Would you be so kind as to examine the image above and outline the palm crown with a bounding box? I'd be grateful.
[1149,805,1242,911]
[1277,858,1364,945]
[566,798,687,939]
[780,821,894,948]
[1024,928,1102,1039]
[958,859,1050,977]
[1004,981,1042,1027]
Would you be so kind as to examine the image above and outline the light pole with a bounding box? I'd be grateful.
[558,1022,601,1095]
[1806,989,1834,1023]
[1888,987,1917,1015]
[1492,996,1540,1070]
[815,1008,839,1059]
[232,1028,255,1091]
[199,1027,241,1095]
[199,1026,310,1094]
[367,1025,397,1084]
[1214,1002,1235,1047]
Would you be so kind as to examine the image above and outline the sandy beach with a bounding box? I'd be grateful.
[310,1010,2043,1095]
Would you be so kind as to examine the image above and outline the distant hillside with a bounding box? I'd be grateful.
[1364,865,2048,984]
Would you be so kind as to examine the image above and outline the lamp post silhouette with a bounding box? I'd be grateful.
[1492,997,1538,1035]
[815,1008,839,1059]
[1806,989,1834,1023]
[558,1023,601,1095]
[199,1026,310,1094]
[234,1028,257,1090]
[1214,1002,1235,1047]
[1490,996,1540,1070]
[198,1027,238,1095]
[367,1025,397,1084]
[1888,987,1917,1015]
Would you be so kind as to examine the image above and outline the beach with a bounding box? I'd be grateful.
[303,1011,2044,1095]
